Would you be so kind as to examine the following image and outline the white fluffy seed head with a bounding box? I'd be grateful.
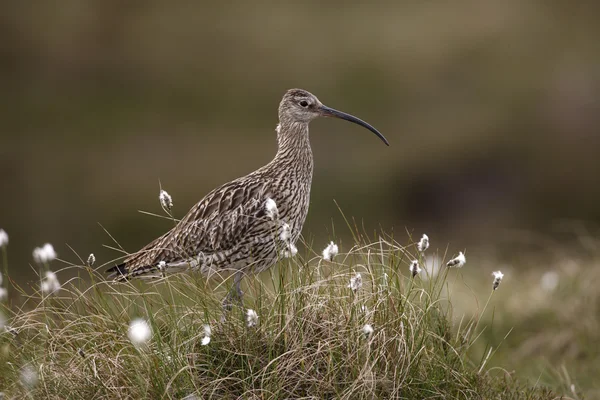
[41,271,61,295]
[33,243,57,264]
[159,189,173,210]
[283,243,298,258]
[201,324,211,345]
[447,251,466,268]
[280,223,291,242]
[246,309,259,327]
[265,198,279,221]
[492,271,504,290]
[348,272,363,292]
[409,260,422,277]
[128,318,152,346]
[20,365,38,389]
[46,271,58,282]
[540,271,559,292]
[0,229,8,248]
[87,253,96,266]
[362,324,374,338]
[322,241,339,261]
[417,234,429,252]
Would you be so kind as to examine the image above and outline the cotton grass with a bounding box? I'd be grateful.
[33,243,57,264]
[0,229,8,248]
[0,234,552,399]
[128,318,152,346]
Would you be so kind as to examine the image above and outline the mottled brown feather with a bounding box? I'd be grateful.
[108,89,325,280]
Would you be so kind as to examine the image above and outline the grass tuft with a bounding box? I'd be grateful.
[0,236,557,399]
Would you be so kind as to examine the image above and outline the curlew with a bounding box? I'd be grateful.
[107,89,388,301]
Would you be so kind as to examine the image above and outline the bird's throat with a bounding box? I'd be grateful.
[273,121,313,179]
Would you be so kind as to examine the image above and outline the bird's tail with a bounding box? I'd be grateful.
[106,263,129,281]
[106,261,174,280]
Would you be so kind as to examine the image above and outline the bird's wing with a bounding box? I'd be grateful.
[107,178,272,280]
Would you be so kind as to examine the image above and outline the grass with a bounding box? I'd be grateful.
[456,245,600,400]
[0,233,562,399]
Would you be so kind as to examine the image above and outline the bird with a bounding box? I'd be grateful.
[107,88,388,302]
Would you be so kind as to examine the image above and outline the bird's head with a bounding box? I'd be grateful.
[278,88,389,146]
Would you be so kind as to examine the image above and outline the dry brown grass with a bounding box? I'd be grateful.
[0,236,559,399]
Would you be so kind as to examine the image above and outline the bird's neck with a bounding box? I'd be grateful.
[271,121,313,178]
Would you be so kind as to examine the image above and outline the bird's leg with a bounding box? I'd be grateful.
[234,270,244,299]
[222,270,244,311]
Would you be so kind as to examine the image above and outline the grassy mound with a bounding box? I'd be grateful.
[0,237,555,399]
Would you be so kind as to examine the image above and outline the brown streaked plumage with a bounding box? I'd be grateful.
[107,89,388,299]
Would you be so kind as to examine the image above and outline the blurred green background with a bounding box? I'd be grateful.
[2,1,600,396]
[1,0,599,279]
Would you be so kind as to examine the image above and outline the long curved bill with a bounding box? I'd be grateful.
[319,105,389,146]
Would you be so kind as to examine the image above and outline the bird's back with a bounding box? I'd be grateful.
[107,151,313,280]
[107,87,387,281]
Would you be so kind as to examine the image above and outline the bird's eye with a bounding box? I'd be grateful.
[299,100,309,107]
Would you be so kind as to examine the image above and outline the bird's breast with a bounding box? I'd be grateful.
[272,175,312,241]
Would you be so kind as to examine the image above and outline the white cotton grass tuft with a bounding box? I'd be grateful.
[87,253,96,266]
[128,318,152,346]
[280,222,291,242]
[246,309,259,327]
[0,229,8,248]
[409,260,422,277]
[159,189,173,211]
[20,364,38,389]
[447,251,466,268]
[322,241,339,261]
[265,198,279,220]
[33,243,57,264]
[492,271,504,290]
[40,271,61,295]
[157,260,167,277]
[540,271,559,292]
[283,243,298,258]
[201,324,211,346]
[278,222,297,257]
[362,324,374,338]
[348,272,362,292]
[417,234,429,252]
